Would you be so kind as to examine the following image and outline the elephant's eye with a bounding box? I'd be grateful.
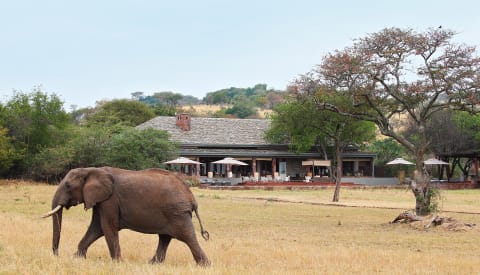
[65,182,71,189]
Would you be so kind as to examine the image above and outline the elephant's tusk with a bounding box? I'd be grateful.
[41,205,62,218]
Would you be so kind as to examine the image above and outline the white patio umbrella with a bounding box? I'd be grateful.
[211,157,248,178]
[164,157,202,175]
[423,158,449,181]
[386,158,414,165]
[164,157,202,165]
[424,158,449,165]
[386,158,414,184]
[212,157,248,166]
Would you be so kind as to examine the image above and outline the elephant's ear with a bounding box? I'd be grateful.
[83,168,113,210]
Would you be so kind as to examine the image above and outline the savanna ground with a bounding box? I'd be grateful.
[1,180,480,275]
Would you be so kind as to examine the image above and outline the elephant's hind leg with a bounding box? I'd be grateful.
[150,234,172,263]
[176,220,210,266]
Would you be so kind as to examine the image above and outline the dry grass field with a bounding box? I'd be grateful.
[1,180,480,274]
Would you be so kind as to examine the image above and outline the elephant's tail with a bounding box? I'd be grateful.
[193,204,210,241]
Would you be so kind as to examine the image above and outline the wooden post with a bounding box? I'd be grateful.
[475,157,479,185]
[195,157,200,177]
[272,158,276,176]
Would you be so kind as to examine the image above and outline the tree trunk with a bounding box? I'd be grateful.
[332,145,342,202]
[411,156,433,215]
[409,137,435,216]
[411,182,432,216]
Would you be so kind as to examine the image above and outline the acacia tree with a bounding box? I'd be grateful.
[297,27,480,215]
[266,96,375,202]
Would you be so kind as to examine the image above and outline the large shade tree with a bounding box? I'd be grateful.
[296,27,480,215]
[266,96,375,202]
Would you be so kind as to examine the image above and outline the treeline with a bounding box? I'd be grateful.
[1,86,478,182]
[0,84,287,181]
[0,88,178,182]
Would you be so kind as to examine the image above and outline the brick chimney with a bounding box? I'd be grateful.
[176,113,191,131]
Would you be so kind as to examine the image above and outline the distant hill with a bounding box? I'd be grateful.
[134,83,287,119]
[179,104,274,118]
[136,84,287,108]
[203,83,286,107]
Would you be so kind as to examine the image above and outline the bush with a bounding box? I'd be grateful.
[29,146,73,182]
[101,128,178,170]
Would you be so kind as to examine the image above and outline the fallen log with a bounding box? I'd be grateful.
[391,211,476,231]
[391,211,425,223]
[424,215,447,229]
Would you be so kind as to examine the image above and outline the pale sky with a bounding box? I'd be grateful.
[1,0,479,110]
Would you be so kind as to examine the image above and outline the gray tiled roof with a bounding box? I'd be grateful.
[136,116,271,145]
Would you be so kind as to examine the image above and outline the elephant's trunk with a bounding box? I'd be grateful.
[52,206,63,255]
[50,189,65,256]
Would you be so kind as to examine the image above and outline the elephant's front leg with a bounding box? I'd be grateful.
[76,209,103,258]
[150,234,172,263]
[98,203,121,260]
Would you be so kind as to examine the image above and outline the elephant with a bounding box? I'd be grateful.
[42,167,210,266]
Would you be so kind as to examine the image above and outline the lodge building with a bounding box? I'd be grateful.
[136,113,376,181]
